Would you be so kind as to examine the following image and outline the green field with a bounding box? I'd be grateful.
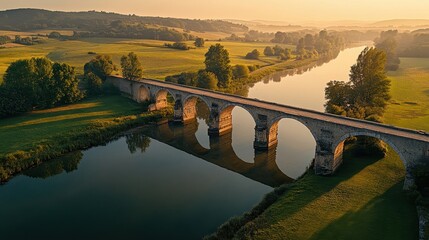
[0,33,294,82]
[227,58,429,239]
[384,58,429,131]
[0,95,143,158]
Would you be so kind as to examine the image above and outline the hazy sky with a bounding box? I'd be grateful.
[1,0,429,22]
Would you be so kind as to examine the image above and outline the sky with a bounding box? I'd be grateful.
[1,0,429,23]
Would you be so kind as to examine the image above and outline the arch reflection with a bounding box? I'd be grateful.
[141,122,293,187]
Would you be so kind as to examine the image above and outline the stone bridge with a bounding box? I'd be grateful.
[107,76,429,189]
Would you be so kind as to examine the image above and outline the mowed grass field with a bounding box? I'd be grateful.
[0,32,294,82]
[0,95,143,158]
[384,58,429,131]
[233,58,429,240]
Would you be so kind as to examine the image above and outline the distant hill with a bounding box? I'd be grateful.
[371,19,429,27]
[0,8,248,33]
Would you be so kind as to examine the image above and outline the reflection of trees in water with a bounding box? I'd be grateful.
[125,132,151,154]
[261,52,341,83]
[24,151,83,179]
[195,100,211,125]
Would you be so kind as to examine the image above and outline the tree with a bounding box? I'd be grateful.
[273,45,285,56]
[85,72,103,96]
[1,57,83,116]
[84,55,117,81]
[197,70,218,90]
[51,63,83,105]
[376,30,400,71]
[264,46,274,56]
[232,65,250,79]
[194,38,205,47]
[48,31,62,39]
[204,44,232,88]
[279,48,292,60]
[325,47,390,156]
[326,47,390,118]
[245,49,260,59]
[121,52,143,81]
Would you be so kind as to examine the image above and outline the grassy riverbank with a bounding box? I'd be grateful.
[0,95,171,182]
[208,57,429,239]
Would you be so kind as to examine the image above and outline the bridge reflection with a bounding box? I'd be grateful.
[21,120,293,188]
[141,121,293,187]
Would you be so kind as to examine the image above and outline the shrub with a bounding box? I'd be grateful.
[245,49,260,59]
[232,65,250,79]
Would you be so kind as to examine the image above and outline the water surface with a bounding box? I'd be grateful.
[0,46,366,239]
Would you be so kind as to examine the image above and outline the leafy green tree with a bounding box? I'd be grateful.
[245,49,260,59]
[279,48,292,60]
[84,55,117,81]
[204,44,232,88]
[325,47,390,156]
[232,65,250,79]
[0,86,31,117]
[325,47,390,118]
[85,72,103,96]
[197,70,218,90]
[273,45,285,56]
[194,38,205,47]
[264,46,274,56]
[121,52,143,81]
[1,57,83,116]
[51,63,83,105]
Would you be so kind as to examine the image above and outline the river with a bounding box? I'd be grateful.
[0,46,366,239]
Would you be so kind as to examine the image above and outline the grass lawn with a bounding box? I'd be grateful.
[231,57,429,239]
[384,58,429,131]
[0,33,294,82]
[246,147,417,240]
[0,95,143,158]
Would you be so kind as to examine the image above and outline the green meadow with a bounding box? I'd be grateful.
[384,58,429,130]
[0,95,143,158]
[0,34,293,82]
[224,58,429,240]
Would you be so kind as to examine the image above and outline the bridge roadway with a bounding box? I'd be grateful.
[139,78,429,144]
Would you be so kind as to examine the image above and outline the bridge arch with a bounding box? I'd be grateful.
[138,85,151,103]
[183,95,211,149]
[269,117,317,179]
[219,104,258,163]
[219,104,258,125]
[269,115,318,141]
[332,132,407,167]
[154,88,176,109]
[183,95,211,109]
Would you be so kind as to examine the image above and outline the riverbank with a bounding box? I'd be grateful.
[0,95,172,183]
[207,57,429,239]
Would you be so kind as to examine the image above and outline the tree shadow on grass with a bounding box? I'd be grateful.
[309,181,418,240]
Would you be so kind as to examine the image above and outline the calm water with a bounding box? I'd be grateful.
[0,46,366,239]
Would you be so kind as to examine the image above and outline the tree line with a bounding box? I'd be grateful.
[166,44,258,90]
[0,9,248,34]
[0,51,145,117]
[374,29,429,71]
